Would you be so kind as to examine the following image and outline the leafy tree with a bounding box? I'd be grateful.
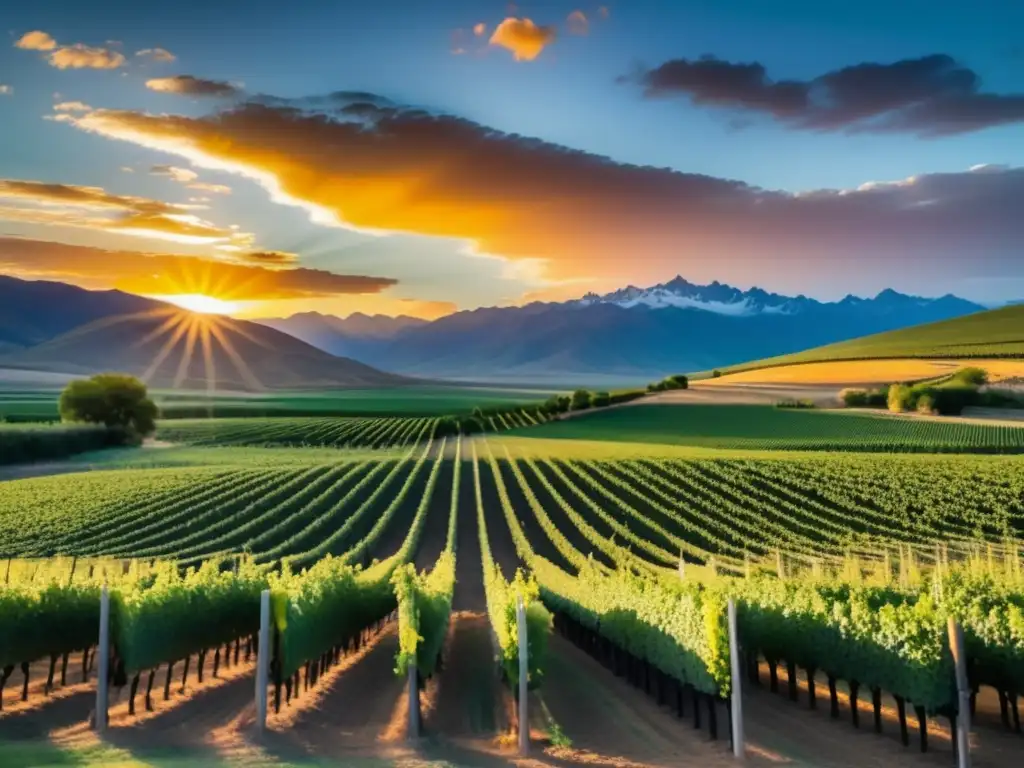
[887,384,913,413]
[591,391,611,407]
[667,374,689,389]
[59,373,158,438]
[570,389,593,410]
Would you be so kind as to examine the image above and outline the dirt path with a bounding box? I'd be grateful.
[742,662,1023,768]
[412,459,454,572]
[540,634,754,767]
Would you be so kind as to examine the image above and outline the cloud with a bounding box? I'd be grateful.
[0,237,395,300]
[232,249,299,266]
[48,44,125,70]
[598,5,610,19]
[0,85,11,96]
[57,93,1024,295]
[473,23,487,37]
[15,31,124,69]
[628,53,1024,136]
[151,164,199,183]
[136,47,176,63]
[489,18,556,61]
[0,178,251,247]
[53,101,92,112]
[187,181,231,195]
[567,10,589,36]
[145,75,242,97]
[14,31,57,51]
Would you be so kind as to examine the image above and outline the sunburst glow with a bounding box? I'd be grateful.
[155,293,241,315]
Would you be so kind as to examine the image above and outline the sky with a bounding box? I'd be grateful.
[0,0,1022,319]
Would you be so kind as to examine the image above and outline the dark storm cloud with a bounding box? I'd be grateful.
[630,54,1024,136]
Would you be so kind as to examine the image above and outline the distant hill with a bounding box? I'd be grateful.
[717,304,1024,375]
[256,311,427,359]
[0,275,162,349]
[261,279,986,380]
[0,309,409,391]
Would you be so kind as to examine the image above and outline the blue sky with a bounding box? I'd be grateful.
[1,0,1023,315]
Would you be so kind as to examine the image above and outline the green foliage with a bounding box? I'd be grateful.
[840,387,889,408]
[647,374,689,392]
[570,389,593,410]
[471,443,551,688]
[515,403,1024,453]
[734,575,955,712]
[591,391,611,408]
[59,374,157,437]
[887,384,913,413]
[0,422,121,467]
[392,551,456,678]
[111,558,266,675]
[775,399,816,409]
[539,559,731,696]
[270,556,393,679]
[158,415,437,449]
[0,580,100,668]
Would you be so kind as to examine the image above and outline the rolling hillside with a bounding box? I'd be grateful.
[0,275,163,349]
[716,304,1024,376]
[0,309,410,391]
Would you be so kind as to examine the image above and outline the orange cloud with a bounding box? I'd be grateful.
[15,31,125,69]
[14,31,57,51]
[489,18,556,61]
[48,44,125,70]
[567,10,589,36]
[58,95,1024,293]
[598,5,610,19]
[473,22,487,37]
[0,237,395,300]
[0,178,249,247]
[136,47,176,63]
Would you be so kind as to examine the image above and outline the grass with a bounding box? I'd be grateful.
[713,304,1024,377]
[508,404,1024,453]
[0,384,559,422]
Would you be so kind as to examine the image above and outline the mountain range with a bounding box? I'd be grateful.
[0,273,991,387]
[0,276,408,391]
[256,278,986,382]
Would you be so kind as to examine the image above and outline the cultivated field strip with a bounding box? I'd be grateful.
[3,448,1022,573]
[156,415,438,449]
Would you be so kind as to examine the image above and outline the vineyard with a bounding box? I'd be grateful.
[519,404,1024,453]
[2,437,1024,766]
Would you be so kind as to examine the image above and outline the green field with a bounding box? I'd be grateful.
[0,384,558,422]
[512,403,1024,452]
[716,303,1024,375]
[156,415,438,449]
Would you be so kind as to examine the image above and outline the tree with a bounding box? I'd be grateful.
[570,389,593,410]
[59,373,158,438]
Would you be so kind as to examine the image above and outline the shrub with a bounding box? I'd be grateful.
[916,394,937,415]
[667,374,689,390]
[608,389,646,405]
[840,388,870,408]
[591,391,611,408]
[776,399,816,409]
[570,389,593,410]
[712,370,722,378]
[953,367,989,387]
[887,384,913,413]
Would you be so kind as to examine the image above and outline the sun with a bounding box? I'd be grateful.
[158,293,240,315]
